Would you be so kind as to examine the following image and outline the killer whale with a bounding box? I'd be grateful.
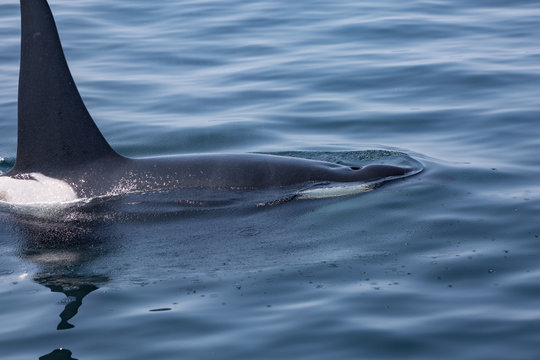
[1,0,416,204]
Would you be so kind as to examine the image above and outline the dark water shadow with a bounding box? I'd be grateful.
[39,348,78,360]
[5,199,115,328]
[2,199,119,359]
[36,275,106,330]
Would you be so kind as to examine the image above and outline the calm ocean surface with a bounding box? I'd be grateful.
[1,0,540,359]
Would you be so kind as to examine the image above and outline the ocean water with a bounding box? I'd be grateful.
[1,0,540,359]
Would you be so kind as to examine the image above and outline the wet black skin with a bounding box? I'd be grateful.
[3,0,413,198]
[7,153,410,198]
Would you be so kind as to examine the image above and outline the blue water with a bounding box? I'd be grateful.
[1,0,540,359]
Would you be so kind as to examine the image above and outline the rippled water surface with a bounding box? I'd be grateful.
[1,0,540,359]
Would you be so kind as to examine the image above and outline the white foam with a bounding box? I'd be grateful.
[0,173,78,205]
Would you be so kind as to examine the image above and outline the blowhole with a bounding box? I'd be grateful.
[350,166,361,171]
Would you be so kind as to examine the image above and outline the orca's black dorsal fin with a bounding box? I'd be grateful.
[11,0,121,174]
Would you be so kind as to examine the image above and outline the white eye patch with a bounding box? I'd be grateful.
[297,183,374,199]
[0,173,77,204]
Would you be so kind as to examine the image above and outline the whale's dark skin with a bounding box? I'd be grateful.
[3,0,412,199]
